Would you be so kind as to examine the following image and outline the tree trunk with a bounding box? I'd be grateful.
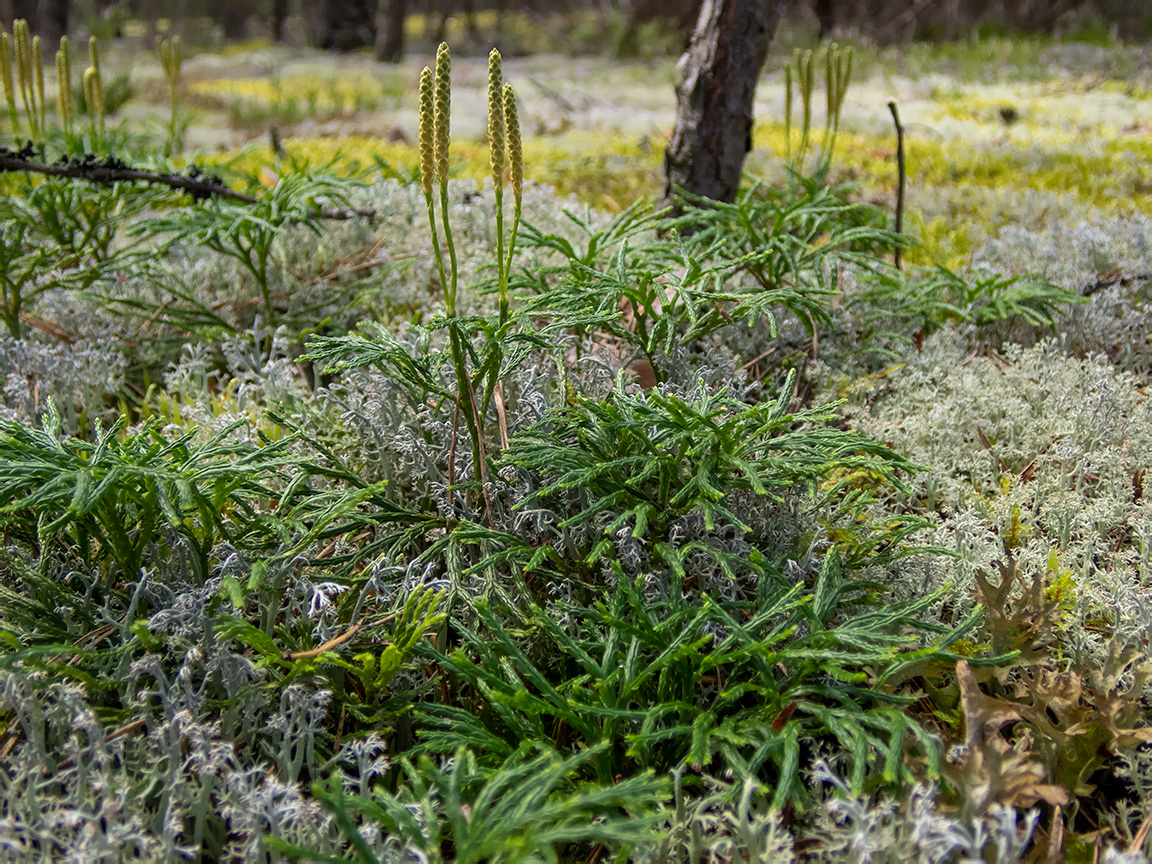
[462,0,478,39]
[271,0,289,42]
[320,0,377,50]
[375,0,406,62]
[814,0,834,39]
[662,0,778,211]
[36,0,68,42]
[206,0,249,39]
[4,0,35,27]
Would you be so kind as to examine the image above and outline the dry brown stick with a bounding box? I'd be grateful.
[1130,811,1152,856]
[283,622,363,661]
[48,717,149,774]
[0,150,377,220]
[447,393,461,527]
[281,611,399,663]
[888,100,906,272]
[464,371,496,528]
[493,380,510,452]
[1048,805,1065,862]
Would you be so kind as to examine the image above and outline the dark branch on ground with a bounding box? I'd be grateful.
[0,144,377,220]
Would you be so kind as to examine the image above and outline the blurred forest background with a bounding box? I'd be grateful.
[1,0,1149,61]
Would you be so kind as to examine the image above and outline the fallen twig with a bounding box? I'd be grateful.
[0,145,377,220]
[888,100,906,272]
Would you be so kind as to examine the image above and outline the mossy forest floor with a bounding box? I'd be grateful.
[1,19,1152,863]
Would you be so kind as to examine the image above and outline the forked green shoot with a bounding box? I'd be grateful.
[783,43,853,179]
[487,49,524,328]
[157,35,182,156]
[502,80,523,315]
[418,41,484,496]
[13,20,40,142]
[56,36,72,139]
[85,35,105,149]
[488,49,507,324]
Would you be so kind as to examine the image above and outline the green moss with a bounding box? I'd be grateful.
[212,131,665,210]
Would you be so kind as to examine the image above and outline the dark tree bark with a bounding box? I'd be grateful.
[36,0,68,42]
[618,0,701,57]
[462,0,478,39]
[206,0,249,39]
[319,0,377,50]
[662,0,779,211]
[271,0,289,42]
[4,0,36,27]
[375,0,406,62]
[814,0,834,39]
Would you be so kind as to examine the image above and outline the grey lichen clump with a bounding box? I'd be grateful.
[1,30,1152,864]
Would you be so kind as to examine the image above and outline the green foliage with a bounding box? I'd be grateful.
[505,372,912,556]
[274,743,667,863]
[518,179,900,384]
[418,558,980,810]
[855,264,1084,342]
[72,70,134,117]
[140,170,353,325]
[0,401,296,584]
[0,174,163,337]
[0,31,1142,864]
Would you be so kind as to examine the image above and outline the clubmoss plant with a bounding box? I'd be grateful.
[783,44,852,180]
[12,20,40,143]
[411,41,529,503]
[488,49,507,322]
[486,50,524,329]
[84,35,104,149]
[157,35,182,156]
[32,35,44,139]
[1,32,17,135]
[417,44,484,482]
[55,36,72,139]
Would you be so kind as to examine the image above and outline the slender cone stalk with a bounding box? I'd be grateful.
[2,34,19,135]
[799,50,813,173]
[15,20,36,139]
[418,65,449,308]
[503,83,522,286]
[33,36,44,137]
[784,65,792,166]
[88,37,104,137]
[418,67,435,203]
[84,66,99,141]
[433,43,456,313]
[56,36,71,136]
[430,42,483,492]
[488,48,507,324]
[820,45,834,163]
[831,48,852,158]
[159,36,182,154]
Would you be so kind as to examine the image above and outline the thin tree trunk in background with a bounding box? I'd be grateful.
[321,0,376,50]
[432,0,448,45]
[207,0,249,39]
[37,0,68,42]
[129,0,159,44]
[5,0,35,26]
[815,0,834,38]
[462,0,478,39]
[271,0,289,41]
[663,0,779,211]
[170,0,188,37]
[375,0,406,61]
